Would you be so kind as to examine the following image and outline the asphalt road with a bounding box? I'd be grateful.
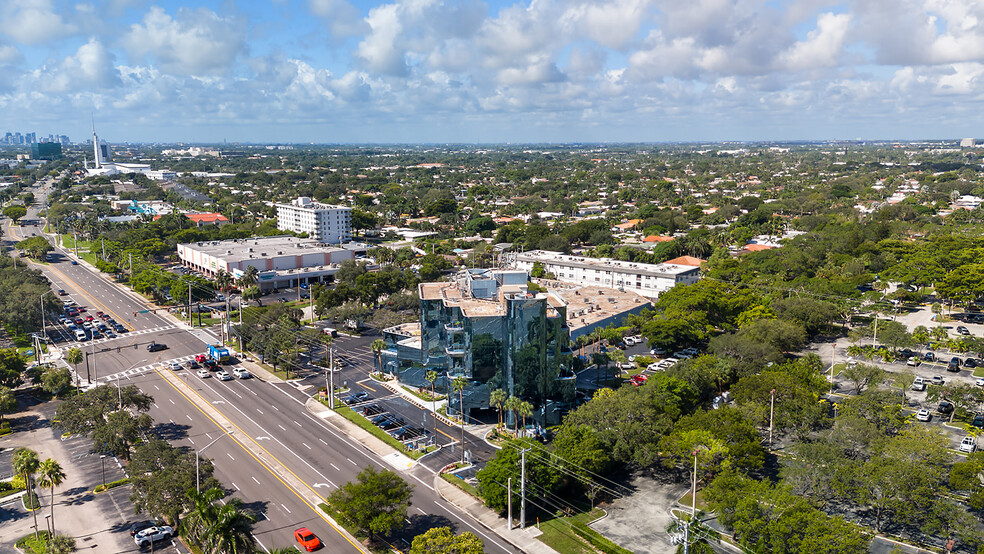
[2,195,521,554]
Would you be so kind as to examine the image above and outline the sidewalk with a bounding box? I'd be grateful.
[433,473,560,554]
[305,397,415,471]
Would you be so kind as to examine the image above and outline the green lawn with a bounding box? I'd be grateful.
[677,490,707,511]
[537,508,631,554]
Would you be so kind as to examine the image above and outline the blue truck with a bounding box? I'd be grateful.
[208,344,230,364]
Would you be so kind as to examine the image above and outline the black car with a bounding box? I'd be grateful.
[359,404,385,416]
[939,401,955,415]
[392,427,426,441]
[369,414,390,426]
[343,392,370,405]
[129,520,157,536]
[186,360,200,369]
[948,357,962,372]
[203,359,218,371]
[57,289,66,296]
[115,325,128,333]
[973,414,984,429]
[379,416,405,431]
[147,342,167,352]
[967,358,978,369]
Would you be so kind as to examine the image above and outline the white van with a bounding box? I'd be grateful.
[74,329,88,342]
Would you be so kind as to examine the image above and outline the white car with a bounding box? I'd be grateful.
[915,409,932,422]
[960,436,977,453]
[647,363,660,371]
[216,370,233,381]
[169,362,182,371]
[197,369,211,379]
[650,348,665,356]
[619,362,635,370]
[134,525,173,547]
[977,378,984,387]
[628,355,637,362]
[624,337,637,346]
[232,367,251,379]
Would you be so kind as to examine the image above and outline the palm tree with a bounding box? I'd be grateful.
[490,388,507,429]
[203,497,256,554]
[518,401,533,436]
[239,265,259,290]
[37,458,65,534]
[665,511,720,554]
[44,535,76,554]
[504,395,520,433]
[371,339,387,373]
[13,447,41,539]
[0,386,15,424]
[424,370,439,434]
[65,348,82,392]
[451,376,468,422]
[185,487,222,542]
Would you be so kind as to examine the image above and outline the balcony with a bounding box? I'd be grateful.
[444,322,465,333]
[445,344,466,356]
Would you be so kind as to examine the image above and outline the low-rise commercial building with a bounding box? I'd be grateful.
[177,236,356,290]
[512,250,699,298]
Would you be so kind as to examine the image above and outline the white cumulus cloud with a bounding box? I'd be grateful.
[121,6,246,76]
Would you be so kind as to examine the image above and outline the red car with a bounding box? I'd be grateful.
[77,307,86,312]
[74,317,84,325]
[85,315,94,322]
[294,528,322,551]
[630,374,648,387]
[95,311,104,317]
[195,354,208,363]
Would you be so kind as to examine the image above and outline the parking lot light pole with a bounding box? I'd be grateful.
[197,433,229,492]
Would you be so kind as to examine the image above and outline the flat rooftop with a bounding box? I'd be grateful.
[541,280,650,332]
[179,236,346,261]
[517,250,698,278]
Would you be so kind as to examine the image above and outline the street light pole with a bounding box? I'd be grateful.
[768,389,776,448]
[116,359,146,409]
[197,433,229,492]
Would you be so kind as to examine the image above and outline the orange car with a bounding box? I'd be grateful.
[294,528,322,552]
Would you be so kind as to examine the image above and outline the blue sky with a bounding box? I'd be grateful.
[2,0,983,144]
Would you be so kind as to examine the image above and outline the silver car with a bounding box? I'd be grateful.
[216,370,233,381]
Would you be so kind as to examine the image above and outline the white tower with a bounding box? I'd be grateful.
[91,117,102,169]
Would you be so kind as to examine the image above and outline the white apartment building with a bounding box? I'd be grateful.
[513,250,699,298]
[276,197,352,244]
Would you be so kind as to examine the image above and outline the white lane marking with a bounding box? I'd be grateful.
[186,415,193,421]
[319,438,327,445]
[227,452,235,461]
[330,463,340,471]
[232,482,239,490]
[293,420,302,427]
[271,405,279,411]
[347,458,356,465]
[168,398,175,404]
[281,504,291,514]
[188,438,195,445]
[252,476,260,485]
[302,442,311,450]
[256,408,263,415]
[153,385,159,390]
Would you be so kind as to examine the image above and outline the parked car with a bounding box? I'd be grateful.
[215,370,233,381]
[924,351,936,361]
[973,414,984,428]
[960,436,978,453]
[966,358,978,369]
[906,356,921,367]
[624,336,637,346]
[57,289,66,296]
[948,357,962,372]
[916,409,932,422]
[379,416,406,430]
[650,348,665,356]
[369,414,391,426]
[129,520,158,537]
[957,326,971,335]
[294,527,322,552]
[630,374,648,386]
[931,376,945,386]
[343,392,370,405]
[359,404,385,416]
[938,401,955,415]
[133,525,173,547]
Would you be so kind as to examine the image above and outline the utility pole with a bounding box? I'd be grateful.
[84,351,91,384]
[101,237,105,260]
[520,448,528,529]
[507,477,512,530]
[768,389,776,448]
[327,346,335,409]
[188,282,193,327]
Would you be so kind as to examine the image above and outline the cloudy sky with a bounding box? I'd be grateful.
[2,0,983,143]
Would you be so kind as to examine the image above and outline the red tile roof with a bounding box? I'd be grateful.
[664,255,705,267]
[186,213,229,223]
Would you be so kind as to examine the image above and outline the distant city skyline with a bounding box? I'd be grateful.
[2,1,984,144]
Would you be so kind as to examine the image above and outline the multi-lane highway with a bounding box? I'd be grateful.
[2,181,521,553]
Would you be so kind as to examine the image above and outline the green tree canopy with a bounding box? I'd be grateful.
[327,465,414,537]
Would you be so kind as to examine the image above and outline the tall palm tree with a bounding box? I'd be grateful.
[65,348,82,392]
[490,388,507,429]
[13,448,41,538]
[518,401,533,436]
[504,395,520,433]
[371,339,387,373]
[184,487,223,543]
[37,458,65,534]
[203,497,257,554]
[451,376,468,422]
[239,265,259,289]
[0,386,15,424]
[424,370,439,436]
[665,511,720,554]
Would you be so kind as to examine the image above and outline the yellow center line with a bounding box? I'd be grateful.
[46,262,135,330]
[154,368,369,554]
